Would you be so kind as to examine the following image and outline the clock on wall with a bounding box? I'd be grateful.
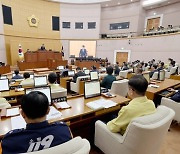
[27,15,39,27]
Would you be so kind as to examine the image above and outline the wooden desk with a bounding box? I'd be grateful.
[75,61,100,69]
[0,95,130,138]
[146,79,180,100]
[60,77,72,89]
[0,65,11,74]
[170,75,180,80]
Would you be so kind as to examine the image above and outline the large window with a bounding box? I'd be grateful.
[110,22,130,30]
[62,22,70,29]
[75,22,83,29]
[88,22,96,29]
[52,16,60,31]
[2,5,13,25]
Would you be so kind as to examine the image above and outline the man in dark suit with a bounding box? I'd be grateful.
[101,66,116,89]
[79,45,87,58]
[40,44,46,50]
[72,67,86,83]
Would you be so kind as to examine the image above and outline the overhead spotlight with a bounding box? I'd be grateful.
[105,4,108,7]
[118,2,120,5]
[153,12,156,15]
[131,0,133,2]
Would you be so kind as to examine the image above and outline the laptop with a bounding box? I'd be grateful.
[68,70,75,77]
[84,69,90,75]
[0,75,7,79]
[0,79,9,92]
[34,76,48,87]
[25,86,52,105]
[84,80,101,99]
[90,71,99,81]
[57,66,64,70]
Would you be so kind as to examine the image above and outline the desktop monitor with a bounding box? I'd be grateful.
[143,73,150,83]
[68,70,75,77]
[84,69,90,75]
[90,71,99,80]
[0,79,9,92]
[57,66,64,70]
[30,74,34,79]
[34,76,48,87]
[0,75,7,79]
[84,81,101,99]
[25,86,52,105]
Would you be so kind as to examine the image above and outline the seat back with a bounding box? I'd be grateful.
[151,71,158,80]
[25,137,91,154]
[110,79,129,97]
[119,70,129,78]
[170,66,178,75]
[161,97,180,122]
[123,106,175,154]
[159,70,165,81]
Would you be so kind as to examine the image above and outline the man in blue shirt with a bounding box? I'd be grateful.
[1,91,72,154]
[79,45,87,58]
[12,70,23,80]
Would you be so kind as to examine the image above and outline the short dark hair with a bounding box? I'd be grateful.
[14,70,19,75]
[92,65,96,70]
[128,75,148,96]
[21,91,49,119]
[161,62,164,67]
[23,72,30,79]
[65,65,69,69]
[48,73,57,84]
[106,66,113,75]
[76,67,81,71]
[153,64,158,69]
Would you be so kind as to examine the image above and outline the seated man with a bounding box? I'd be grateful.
[20,72,34,87]
[1,91,72,153]
[0,96,11,109]
[114,65,120,76]
[48,72,66,92]
[149,64,158,78]
[107,75,156,135]
[72,67,86,83]
[101,66,116,89]
[168,88,180,102]
[60,65,69,77]
[12,70,23,80]
[91,65,99,73]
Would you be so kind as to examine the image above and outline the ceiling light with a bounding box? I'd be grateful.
[105,4,108,6]
[153,12,156,15]
[143,0,167,6]
[118,2,120,5]
[131,0,133,2]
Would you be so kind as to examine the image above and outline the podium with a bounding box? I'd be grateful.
[24,51,62,62]
[18,51,64,71]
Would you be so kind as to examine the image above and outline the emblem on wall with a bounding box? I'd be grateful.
[27,15,39,27]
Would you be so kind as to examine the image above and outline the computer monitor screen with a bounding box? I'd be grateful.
[68,70,75,77]
[30,74,34,79]
[0,79,9,92]
[57,66,64,70]
[84,81,101,99]
[143,73,150,83]
[0,75,7,79]
[90,71,98,80]
[34,76,47,87]
[25,86,52,105]
[84,69,90,75]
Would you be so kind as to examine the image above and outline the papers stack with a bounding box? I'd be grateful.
[6,108,20,117]
[11,106,62,130]
[148,84,159,88]
[86,99,117,110]
[53,101,71,109]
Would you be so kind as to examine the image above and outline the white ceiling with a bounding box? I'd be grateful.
[47,0,180,9]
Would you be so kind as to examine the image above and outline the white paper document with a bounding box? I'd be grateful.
[11,106,62,130]
[11,115,26,130]
[56,101,71,109]
[86,99,117,110]
[148,84,160,88]
[46,106,62,120]
[6,108,20,117]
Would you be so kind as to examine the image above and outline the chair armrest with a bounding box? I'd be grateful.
[95,120,124,144]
